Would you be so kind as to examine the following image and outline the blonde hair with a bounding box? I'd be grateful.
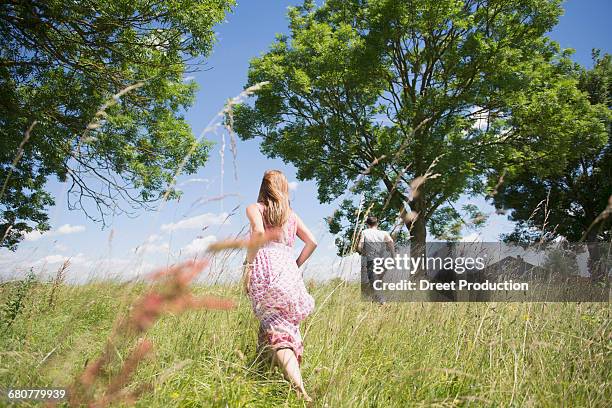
[257,170,290,227]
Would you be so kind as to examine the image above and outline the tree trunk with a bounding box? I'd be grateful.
[407,196,427,277]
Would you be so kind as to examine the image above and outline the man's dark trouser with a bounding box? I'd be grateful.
[365,260,386,304]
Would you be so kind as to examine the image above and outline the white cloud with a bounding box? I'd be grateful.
[132,234,171,255]
[32,252,89,267]
[24,230,43,241]
[24,224,86,241]
[468,106,489,131]
[161,212,228,232]
[288,181,299,191]
[134,242,170,255]
[461,232,482,242]
[40,254,67,264]
[54,243,69,252]
[145,234,161,243]
[473,115,488,131]
[0,248,159,284]
[180,177,210,186]
[182,235,217,255]
[303,252,361,281]
[56,224,86,235]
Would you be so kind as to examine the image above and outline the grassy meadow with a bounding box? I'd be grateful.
[0,274,610,407]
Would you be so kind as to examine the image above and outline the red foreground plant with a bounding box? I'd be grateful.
[51,259,234,408]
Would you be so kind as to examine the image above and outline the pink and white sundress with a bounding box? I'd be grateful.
[247,203,315,365]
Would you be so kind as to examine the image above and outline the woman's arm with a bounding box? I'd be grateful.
[295,213,318,267]
[245,203,265,265]
[244,204,265,294]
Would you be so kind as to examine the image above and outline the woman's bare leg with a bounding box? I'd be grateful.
[273,348,312,401]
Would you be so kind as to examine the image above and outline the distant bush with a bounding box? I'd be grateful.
[1,268,37,330]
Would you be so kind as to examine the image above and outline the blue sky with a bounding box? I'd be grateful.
[1,0,611,283]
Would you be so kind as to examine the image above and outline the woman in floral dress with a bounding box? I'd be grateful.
[245,170,317,401]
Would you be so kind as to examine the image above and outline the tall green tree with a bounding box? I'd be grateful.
[234,0,607,258]
[0,0,234,249]
[489,52,611,279]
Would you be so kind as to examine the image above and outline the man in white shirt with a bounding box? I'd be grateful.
[357,216,395,304]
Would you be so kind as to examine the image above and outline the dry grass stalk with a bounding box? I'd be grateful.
[409,155,442,200]
[381,163,411,213]
[349,200,374,255]
[48,259,70,308]
[218,82,270,200]
[161,81,270,205]
[77,82,146,152]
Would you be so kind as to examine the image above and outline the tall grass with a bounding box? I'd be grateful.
[0,275,609,407]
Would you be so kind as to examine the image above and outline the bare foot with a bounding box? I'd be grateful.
[297,388,313,402]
